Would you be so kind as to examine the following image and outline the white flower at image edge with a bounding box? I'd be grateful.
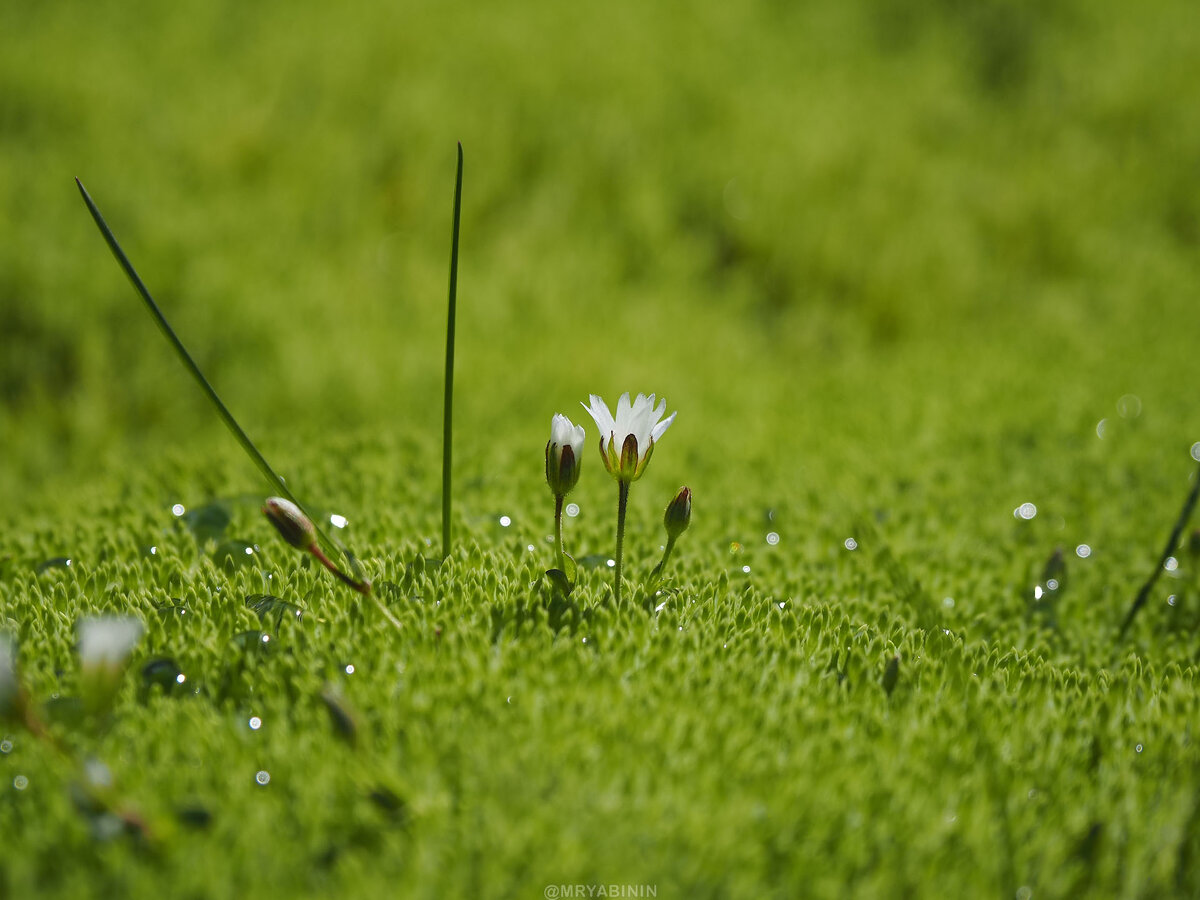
[583,392,677,482]
[547,413,586,495]
[78,616,143,668]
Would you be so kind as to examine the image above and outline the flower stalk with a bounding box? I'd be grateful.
[582,393,677,605]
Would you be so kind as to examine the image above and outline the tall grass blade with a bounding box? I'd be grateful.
[441,143,464,560]
[73,177,361,581]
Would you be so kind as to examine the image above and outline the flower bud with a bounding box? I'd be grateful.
[546,414,586,496]
[263,497,317,550]
[664,486,692,540]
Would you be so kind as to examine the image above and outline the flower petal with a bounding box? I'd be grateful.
[651,410,677,442]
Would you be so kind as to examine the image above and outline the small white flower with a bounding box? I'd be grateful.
[546,413,586,496]
[78,617,143,669]
[583,392,677,483]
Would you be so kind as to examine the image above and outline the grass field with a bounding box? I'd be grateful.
[3,0,1200,896]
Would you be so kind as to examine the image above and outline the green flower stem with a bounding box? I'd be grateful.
[554,494,565,572]
[658,535,678,573]
[614,480,630,604]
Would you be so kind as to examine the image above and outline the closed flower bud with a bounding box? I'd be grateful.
[664,486,692,539]
[263,497,317,550]
[546,414,586,497]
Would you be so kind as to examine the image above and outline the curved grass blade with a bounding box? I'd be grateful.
[74,178,365,585]
[442,143,463,560]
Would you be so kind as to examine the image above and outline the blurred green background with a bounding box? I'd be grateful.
[2,0,1198,533]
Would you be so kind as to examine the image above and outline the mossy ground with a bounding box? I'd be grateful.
[3,0,1200,897]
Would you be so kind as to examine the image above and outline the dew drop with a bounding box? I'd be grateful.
[844,538,858,551]
[605,559,615,568]
[1076,544,1092,559]
[1015,887,1032,900]
[1168,595,1177,607]
[344,664,355,675]
[943,597,955,609]
[329,514,348,529]
[1096,419,1108,439]
[765,532,780,546]
[1192,442,1200,462]
[1033,585,1044,600]
[1135,743,1144,753]
[1165,556,1179,572]
[498,515,512,527]
[1046,578,1059,591]
[565,503,580,518]
[255,770,271,786]
[0,740,11,754]
[176,673,186,684]
[1117,394,1142,419]
[742,565,751,574]
[172,504,186,517]
[13,775,28,791]
[526,544,535,552]
[1015,502,1037,520]
[248,716,262,731]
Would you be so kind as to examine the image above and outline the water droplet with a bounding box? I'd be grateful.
[1096,419,1108,439]
[1135,743,1144,753]
[1076,544,1092,558]
[1033,585,1044,600]
[1165,557,1179,572]
[1015,887,1032,900]
[35,557,72,574]
[506,696,512,704]
[13,775,28,791]
[765,532,780,546]
[255,770,270,786]
[844,538,858,551]
[1117,394,1142,419]
[565,503,580,518]
[329,514,348,529]
[526,544,535,552]
[1027,788,1037,800]
[1046,578,1059,591]
[581,637,588,643]
[654,601,667,613]
[248,716,262,731]
[176,673,186,684]
[498,516,512,527]
[1168,594,1177,606]
[943,597,955,609]
[261,634,271,644]
[777,602,786,610]
[1014,502,1037,520]
[741,565,751,574]
[1192,442,1200,462]
[172,503,186,517]
[149,546,158,555]
[0,740,11,754]
[344,664,355,675]
[605,559,615,568]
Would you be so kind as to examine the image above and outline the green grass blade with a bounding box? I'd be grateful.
[1118,459,1200,639]
[441,143,464,560]
[73,177,351,570]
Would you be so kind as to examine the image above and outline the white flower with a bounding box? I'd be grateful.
[582,392,677,483]
[78,616,143,669]
[546,413,586,496]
